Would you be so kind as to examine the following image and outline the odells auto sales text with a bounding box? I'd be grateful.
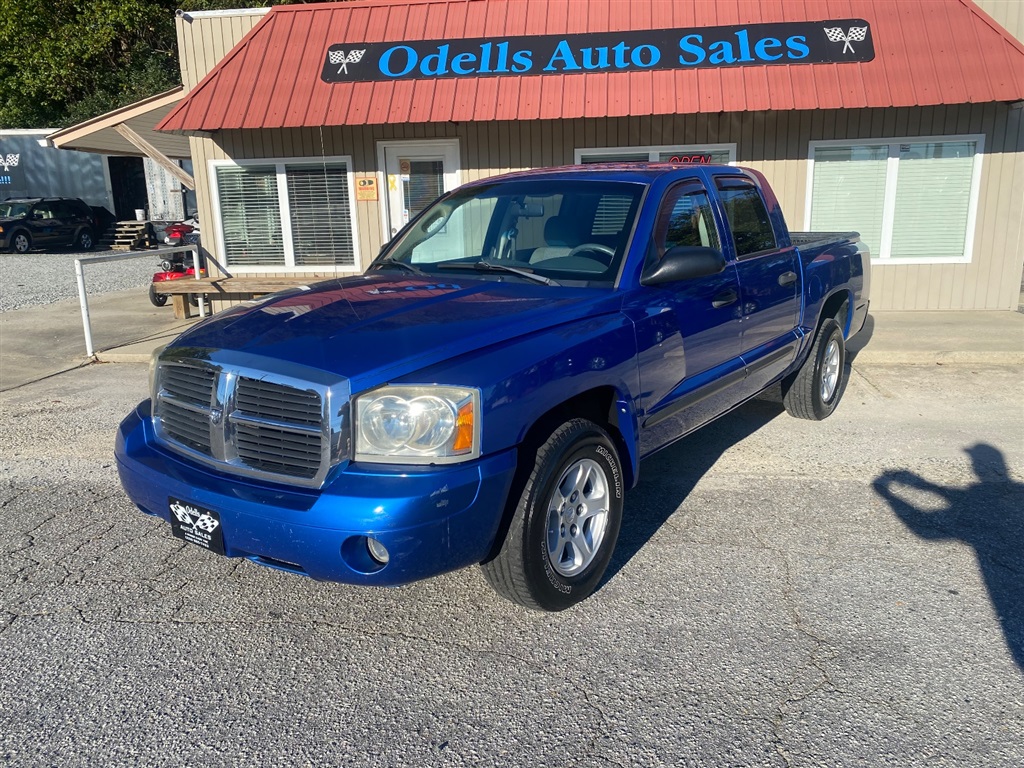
[377,32,811,78]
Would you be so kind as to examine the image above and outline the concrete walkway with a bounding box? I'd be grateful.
[1,288,1022,392]
[849,309,1024,365]
[0,287,199,391]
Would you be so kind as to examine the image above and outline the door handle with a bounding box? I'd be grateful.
[778,271,798,286]
[712,289,738,308]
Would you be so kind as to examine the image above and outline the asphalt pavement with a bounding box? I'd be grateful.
[1,278,1023,766]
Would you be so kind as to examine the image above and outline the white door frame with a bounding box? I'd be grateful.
[376,139,461,246]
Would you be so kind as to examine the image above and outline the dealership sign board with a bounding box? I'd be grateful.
[322,20,873,83]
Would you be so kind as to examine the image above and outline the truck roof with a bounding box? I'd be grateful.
[462,163,748,186]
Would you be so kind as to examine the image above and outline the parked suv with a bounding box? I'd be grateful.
[0,197,98,253]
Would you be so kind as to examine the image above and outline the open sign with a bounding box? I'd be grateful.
[667,154,714,164]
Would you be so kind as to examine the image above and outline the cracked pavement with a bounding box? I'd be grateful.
[0,361,1022,767]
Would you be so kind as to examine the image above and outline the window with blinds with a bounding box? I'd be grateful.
[591,194,634,235]
[216,165,284,266]
[809,138,980,262]
[287,165,355,266]
[810,145,888,258]
[215,159,359,270]
[890,142,976,260]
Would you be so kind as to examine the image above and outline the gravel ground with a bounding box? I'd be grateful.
[0,250,159,312]
[1,363,1022,767]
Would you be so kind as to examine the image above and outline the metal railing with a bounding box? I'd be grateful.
[74,245,202,358]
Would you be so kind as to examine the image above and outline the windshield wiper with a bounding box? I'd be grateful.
[371,259,428,277]
[437,260,559,286]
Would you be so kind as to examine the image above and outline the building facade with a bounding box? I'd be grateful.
[160,0,1024,311]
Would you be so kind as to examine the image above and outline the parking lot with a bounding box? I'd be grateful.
[1,293,1021,767]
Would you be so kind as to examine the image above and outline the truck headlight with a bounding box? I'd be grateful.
[149,344,168,401]
[354,385,480,464]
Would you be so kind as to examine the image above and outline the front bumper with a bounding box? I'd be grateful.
[115,401,517,586]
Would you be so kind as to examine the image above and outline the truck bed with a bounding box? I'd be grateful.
[789,231,860,249]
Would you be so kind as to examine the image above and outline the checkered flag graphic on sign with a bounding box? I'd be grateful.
[824,26,869,54]
[2,154,18,172]
[328,49,366,75]
[194,514,220,533]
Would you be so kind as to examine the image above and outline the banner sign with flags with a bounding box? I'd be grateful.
[322,19,873,83]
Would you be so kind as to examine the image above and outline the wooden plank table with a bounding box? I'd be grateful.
[156,277,343,319]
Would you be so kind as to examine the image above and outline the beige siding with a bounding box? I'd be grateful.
[192,104,1024,311]
[175,10,269,90]
[973,0,1024,43]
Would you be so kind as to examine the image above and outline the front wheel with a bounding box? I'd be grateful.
[75,229,94,251]
[10,231,30,253]
[148,284,168,307]
[783,318,847,420]
[481,419,624,611]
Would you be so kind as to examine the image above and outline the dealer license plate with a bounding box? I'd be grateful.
[168,497,226,556]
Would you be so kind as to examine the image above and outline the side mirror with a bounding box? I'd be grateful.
[641,246,727,286]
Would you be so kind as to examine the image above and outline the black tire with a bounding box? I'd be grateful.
[481,419,624,611]
[75,229,94,251]
[782,318,847,420]
[149,284,168,307]
[188,294,199,307]
[9,230,31,254]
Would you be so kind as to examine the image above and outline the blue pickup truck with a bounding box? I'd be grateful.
[116,164,869,611]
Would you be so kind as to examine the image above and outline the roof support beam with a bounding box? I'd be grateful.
[113,123,195,190]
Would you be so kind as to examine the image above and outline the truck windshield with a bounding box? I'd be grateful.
[377,179,644,285]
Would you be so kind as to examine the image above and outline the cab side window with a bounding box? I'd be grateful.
[654,183,720,257]
[715,178,777,257]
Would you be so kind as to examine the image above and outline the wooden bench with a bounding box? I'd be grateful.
[156,276,352,319]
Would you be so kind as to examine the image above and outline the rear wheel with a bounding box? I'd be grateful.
[148,284,168,307]
[10,231,30,253]
[481,419,624,611]
[75,229,94,251]
[783,318,847,420]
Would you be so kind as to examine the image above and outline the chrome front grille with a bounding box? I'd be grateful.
[236,377,322,427]
[153,354,348,488]
[234,421,322,478]
[162,365,216,407]
[160,401,213,454]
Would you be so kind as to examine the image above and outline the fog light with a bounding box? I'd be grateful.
[366,537,390,565]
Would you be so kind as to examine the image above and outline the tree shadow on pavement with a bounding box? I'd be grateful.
[873,444,1024,670]
[603,396,785,584]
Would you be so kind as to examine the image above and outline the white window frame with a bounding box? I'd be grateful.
[804,135,984,266]
[209,155,362,273]
[574,143,737,165]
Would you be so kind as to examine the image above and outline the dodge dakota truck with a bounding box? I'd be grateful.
[115,164,869,611]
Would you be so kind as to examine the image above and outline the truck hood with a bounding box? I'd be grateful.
[172,274,620,387]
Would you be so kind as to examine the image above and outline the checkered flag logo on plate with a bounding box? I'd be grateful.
[824,26,869,54]
[2,154,19,172]
[193,514,220,533]
[170,501,220,534]
[327,49,366,75]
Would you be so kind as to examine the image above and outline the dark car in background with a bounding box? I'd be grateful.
[0,197,98,253]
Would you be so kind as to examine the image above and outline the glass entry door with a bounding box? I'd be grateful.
[380,140,461,248]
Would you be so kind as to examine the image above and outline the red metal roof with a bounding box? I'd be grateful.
[158,0,1024,132]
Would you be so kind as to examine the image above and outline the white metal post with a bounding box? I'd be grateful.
[73,245,200,358]
[74,258,95,358]
[192,245,207,318]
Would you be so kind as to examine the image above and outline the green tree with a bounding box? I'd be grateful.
[0,0,276,129]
